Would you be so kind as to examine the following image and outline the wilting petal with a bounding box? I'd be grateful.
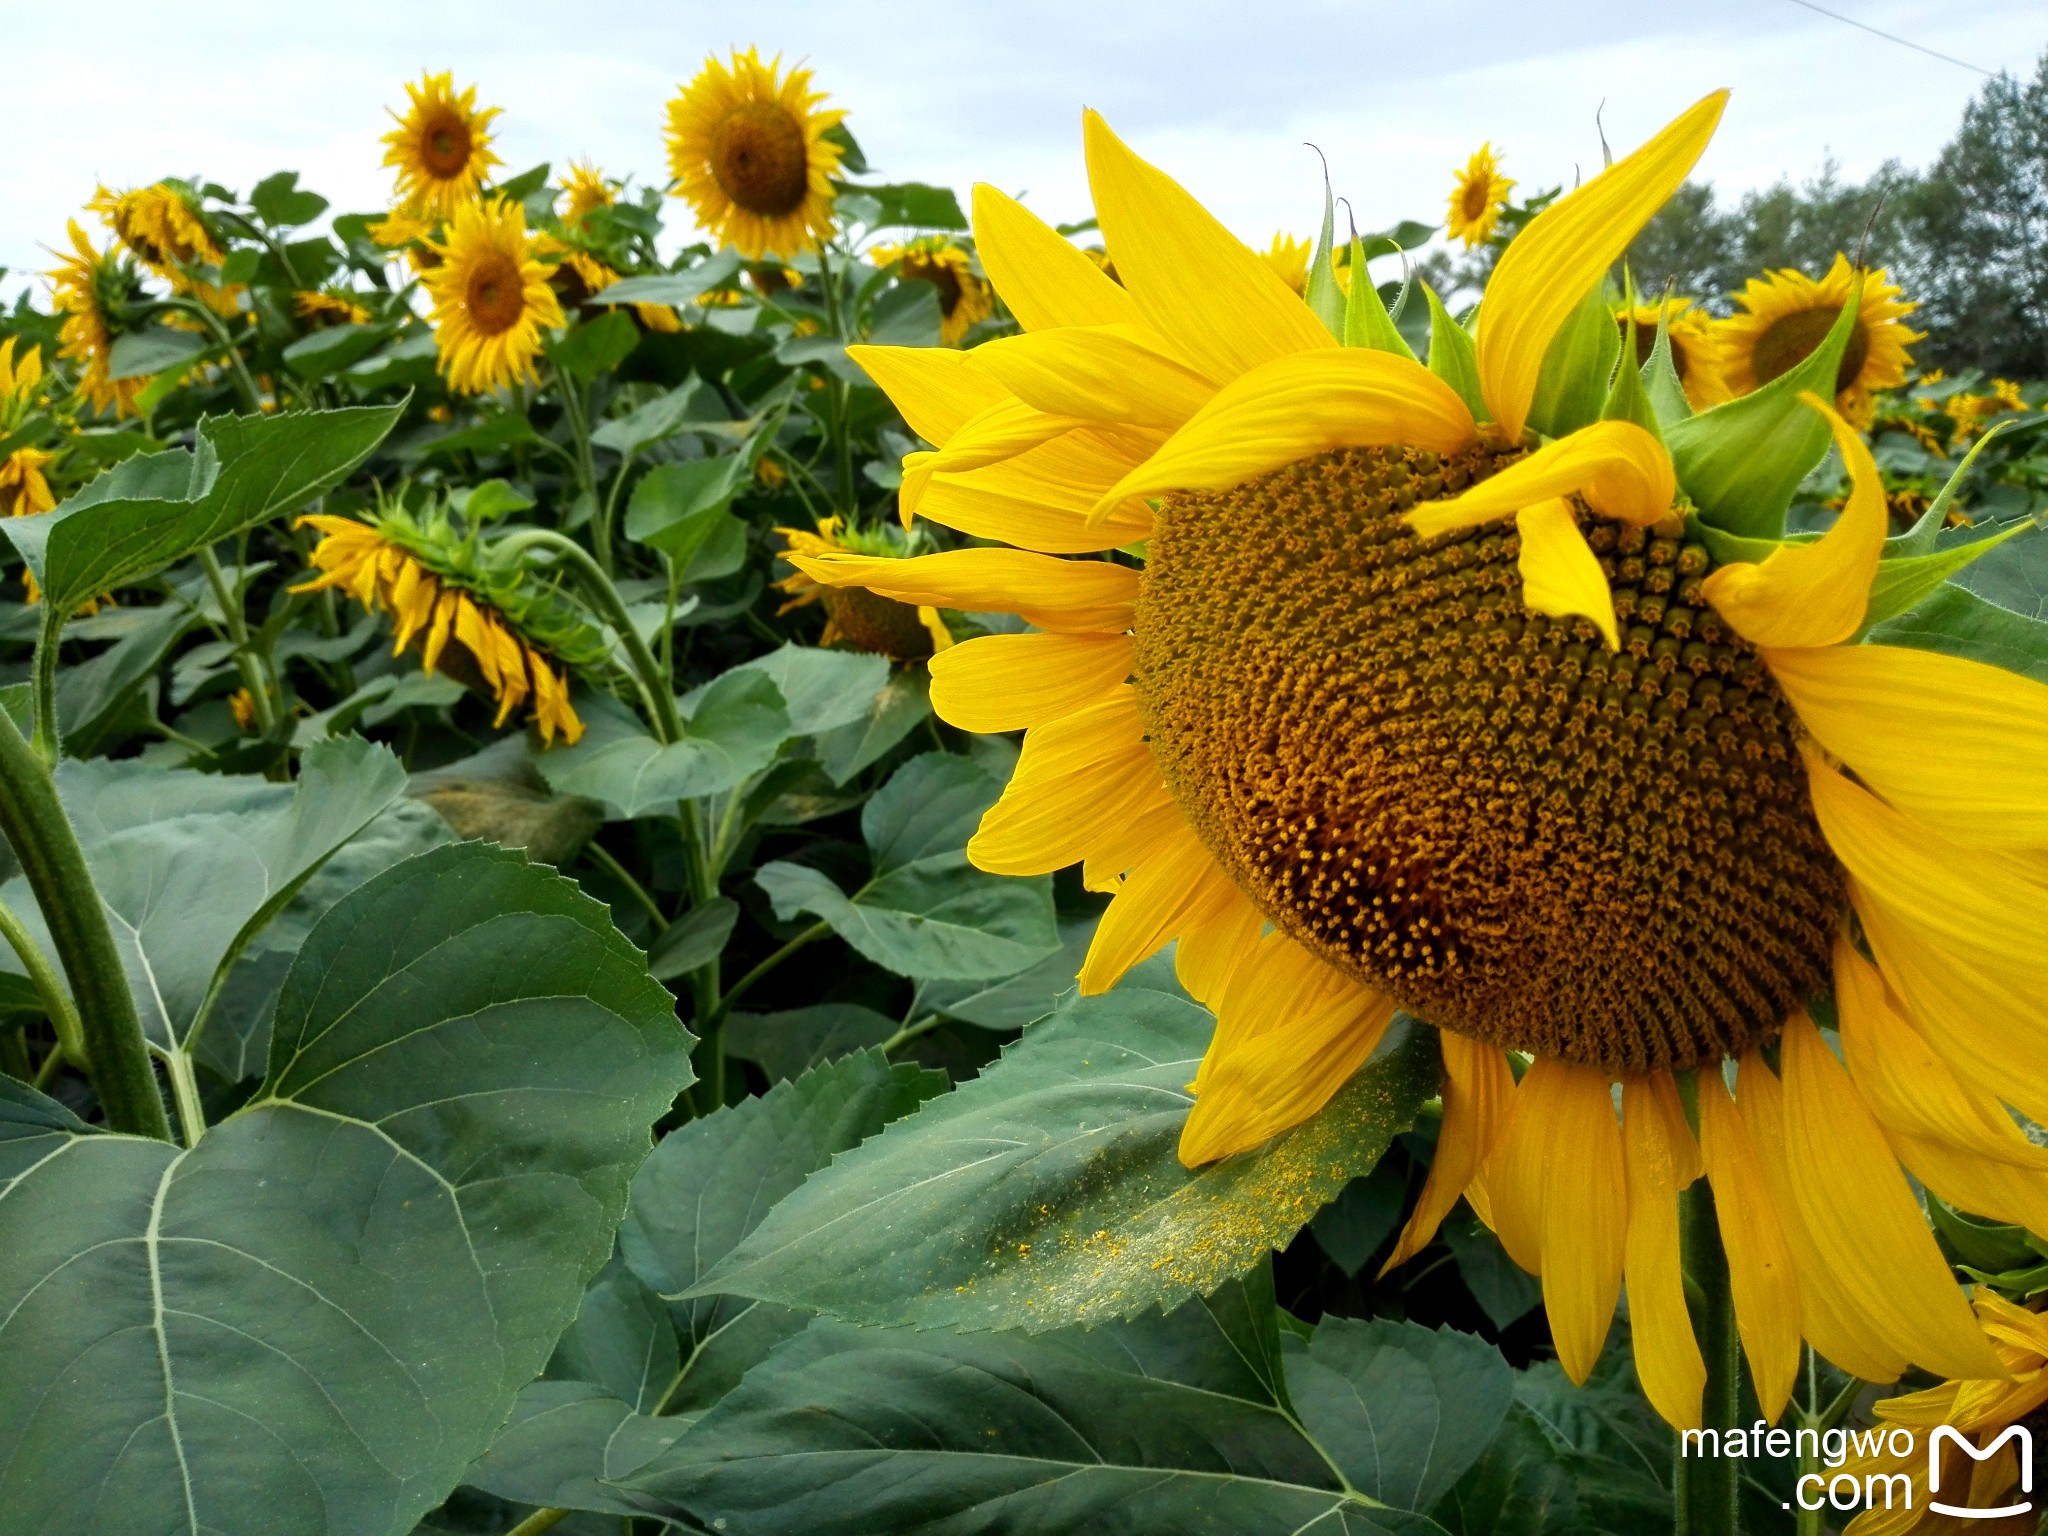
[847,343,1012,447]
[1083,110,1334,385]
[968,324,1216,429]
[969,686,1162,874]
[1700,394,1884,648]
[1382,1032,1514,1273]
[1515,499,1620,649]
[972,182,1142,333]
[1477,91,1726,441]
[928,632,1133,734]
[785,548,1138,634]
[1698,1070,1804,1418]
[1622,1076,1707,1431]
[1406,420,1674,538]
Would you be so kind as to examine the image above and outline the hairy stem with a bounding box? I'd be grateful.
[1676,1180,1740,1536]
[0,890,85,1068]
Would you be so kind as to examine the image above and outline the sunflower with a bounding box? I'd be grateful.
[548,248,681,333]
[1841,1293,2048,1533]
[89,181,240,316]
[1447,143,1514,248]
[871,236,994,345]
[665,48,845,260]
[294,290,373,328]
[293,513,584,745]
[420,198,565,394]
[1614,297,1731,409]
[382,71,502,221]
[790,96,2048,1434]
[369,204,439,258]
[1261,233,1313,295]
[0,448,54,523]
[775,517,953,659]
[1719,254,1921,428]
[561,159,615,227]
[47,221,145,418]
[228,688,259,734]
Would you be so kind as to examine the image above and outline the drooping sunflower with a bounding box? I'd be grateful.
[1719,253,1921,428]
[1260,233,1313,296]
[1842,1293,2048,1533]
[775,517,953,659]
[47,221,146,418]
[793,97,2048,1432]
[871,236,994,345]
[420,198,565,394]
[368,204,439,267]
[561,159,615,227]
[548,248,681,333]
[665,48,845,261]
[381,71,502,221]
[293,512,586,745]
[1447,142,1514,248]
[1614,297,1731,409]
[294,290,373,328]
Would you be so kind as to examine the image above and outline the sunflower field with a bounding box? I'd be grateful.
[2,45,2047,1536]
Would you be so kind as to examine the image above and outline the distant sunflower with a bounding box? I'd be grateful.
[228,687,259,734]
[561,160,614,227]
[549,248,681,333]
[871,236,994,345]
[420,198,565,394]
[777,516,953,659]
[293,513,584,745]
[0,337,65,582]
[0,448,54,523]
[665,48,845,260]
[89,181,239,315]
[1614,297,1732,409]
[294,290,373,328]
[382,71,503,220]
[1261,233,1312,295]
[1447,143,1514,248]
[1719,254,1921,428]
[47,221,145,417]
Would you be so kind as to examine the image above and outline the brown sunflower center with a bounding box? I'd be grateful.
[1752,307,1869,393]
[422,110,474,179]
[1133,443,1843,1074]
[466,253,526,334]
[905,256,964,317]
[710,102,811,218]
[822,586,935,660]
[1460,177,1493,221]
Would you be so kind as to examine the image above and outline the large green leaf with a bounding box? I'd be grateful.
[695,982,1440,1328]
[621,1271,1452,1536]
[536,676,793,819]
[729,643,889,736]
[4,405,400,612]
[0,840,692,1535]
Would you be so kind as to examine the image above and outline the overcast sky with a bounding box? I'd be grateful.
[4,0,2044,299]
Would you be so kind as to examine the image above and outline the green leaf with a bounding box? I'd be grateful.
[694,983,1440,1328]
[1664,279,1860,538]
[620,1273,1450,1536]
[646,896,739,980]
[1305,173,1346,339]
[918,916,1095,1030]
[755,857,1057,980]
[1424,283,1487,423]
[858,181,969,231]
[549,310,639,382]
[0,841,693,1535]
[810,667,932,785]
[623,456,746,559]
[1443,1212,1542,1328]
[1865,582,2048,684]
[860,750,998,870]
[1346,234,1418,359]
[589,250,742,308]
[108,325,210,380]
[1638,304,1692,423]
[1862,522,2034,628]
[730,643,889,735]
[249,170,329,228]
[724,1004,899,1082]
[281,321,387,380]
[865,280,943,348]
[7,404,400,613]
[55,597,198,753]
[1282,1319,1513,1510]
[462,1380,681,1518]
[1526,282,1620,440]
[1433,1407,1584,1535]
[400,411,541,463]
[536,679,793,820]
[589,378,709,456]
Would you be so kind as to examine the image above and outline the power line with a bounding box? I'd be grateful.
[1781,0,1997,77]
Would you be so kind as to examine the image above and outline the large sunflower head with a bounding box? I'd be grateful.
[1718,253,1921,427]
[381,71,503,220]
[870,236,994,346]
[1447,142,1515,248]
[664,48,846,261]
[47,220,146,418]
[1614,296,1732,409]
[795,97,2048,1434]
[419,198,565,395]
[775,516,953,660]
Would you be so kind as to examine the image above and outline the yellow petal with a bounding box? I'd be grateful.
[1699,394,1884,648]
[1179,933,1392,1165]
[1534,1061,1628,1385]
[1778,1013,2003,1381]
[901,396,1112,518]
[1514,499,1619,649]
[784,549,1139,635]
[972,182,1141,333]
[1172,888,1263,1009]
[967,324,1216,429]
[919,430,1155,553]
[1698,1071,1805,1417]
[1381,1032,1514,1273]
[1405,420,1674,539]
[1078,788,1188,893]
[917,606,954,653]
[1088,348,1476,524]
[968,686,1161,874]
[1621,1075,1707,1432]
[1476,91,1727,441]
[1480,1061,1550,1278]
[1767,642,2048,849]
[1080,821,1241,994]
[927,631,1133,734]
[1082,110,1333,385]
[846,344,1011,448]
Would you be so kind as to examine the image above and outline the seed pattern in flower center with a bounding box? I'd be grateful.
[710,103,811,217]
[421,111,474,178]
[466,254,524,333]
[1134,443,1842,1073]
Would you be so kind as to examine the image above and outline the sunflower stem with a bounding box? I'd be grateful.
[29,601,64,767]
[198,546,281,736]
[815,244,859,516]
[0,700,170,1139]
[1676,1179,1740,1536]
[0,889,84,1070]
